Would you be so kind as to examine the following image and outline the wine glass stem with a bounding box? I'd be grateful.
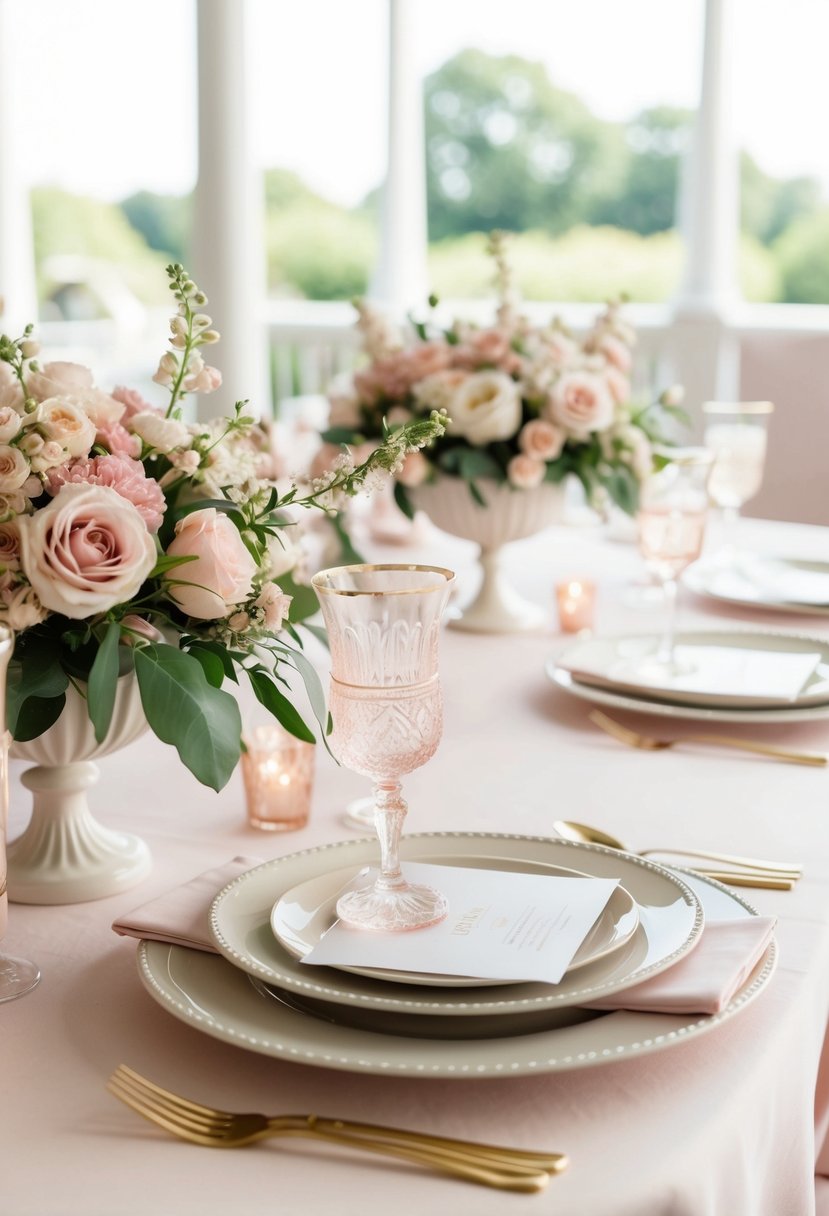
[722,505,740,557]
[372,781,407,892]
[657,578,679,665]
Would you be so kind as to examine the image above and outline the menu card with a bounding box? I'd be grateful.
[302,862,619,985]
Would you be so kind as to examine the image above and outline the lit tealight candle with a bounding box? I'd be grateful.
[241,724,315,832]
[556,577,596,634]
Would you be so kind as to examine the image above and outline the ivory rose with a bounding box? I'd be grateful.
[17,483,156,619]
[449,371,522,446]
[130,411,191,454]
[0,444,31,493]
[547,371,614,436]
[35,397,97,457]
[166,507,256,619]
[506,453,546,489]
[0,406,21,443]
[0,576,45,630]
[26,361,94,400]
[0,520,21,570]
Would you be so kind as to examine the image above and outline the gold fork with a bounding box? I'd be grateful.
[589,708,828,769]
[108,1065,566,1193]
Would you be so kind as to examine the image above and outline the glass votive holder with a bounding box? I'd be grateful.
[556,577,596,634]
[241,724,315,832]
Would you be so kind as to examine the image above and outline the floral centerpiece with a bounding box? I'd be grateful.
[322,232,683,518]
[0,264,445,791]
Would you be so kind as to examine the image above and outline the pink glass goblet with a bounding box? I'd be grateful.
[312,564,454,932]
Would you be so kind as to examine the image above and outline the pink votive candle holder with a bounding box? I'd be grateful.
[556,577,596,633]
[241,724,315,832]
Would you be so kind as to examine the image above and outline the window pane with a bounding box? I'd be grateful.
[734,0,829,303]
[414,0,702,302]
[250,0,385,302]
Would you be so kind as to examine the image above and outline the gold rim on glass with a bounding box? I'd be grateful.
[311,563,455,597]
[702,401,774,416]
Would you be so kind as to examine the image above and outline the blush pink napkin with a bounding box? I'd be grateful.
[112,856,263,953]
[112,859,776,1016]
[586,916,777,1016]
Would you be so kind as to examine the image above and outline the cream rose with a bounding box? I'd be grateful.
[26,361,94,401]
[0,577,46,630]
[0,521,21,570]
[165,508,257,619]
[0,406,21,443]
[518,419,565,462]
[130,412,191,454]
[547,371,614,436]
[449,371,522,446]
[506,454,546,489]
[35,397,97,457]
[17,483,156,619]
[0,444,30,493]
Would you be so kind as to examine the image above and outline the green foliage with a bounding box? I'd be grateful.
[773,208,829,302]
[32,187,168,307]
[266,204,375,300]
[424,50,627,242]
[134,644,243,792]
[87,621,122,743]
[120,190,191,262]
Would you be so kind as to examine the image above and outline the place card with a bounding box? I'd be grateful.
[302,862,619,985]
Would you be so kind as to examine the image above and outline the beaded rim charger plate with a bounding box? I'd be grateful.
[137,871,775,1080]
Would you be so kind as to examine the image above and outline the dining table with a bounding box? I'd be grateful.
[4,510,829,1216]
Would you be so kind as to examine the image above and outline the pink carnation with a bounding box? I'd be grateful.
[354,343,451,405]
[45,454,166,533]
[97,421,141,458]
[450,328,523,375]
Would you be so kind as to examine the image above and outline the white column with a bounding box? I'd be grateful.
[0,0,37,334]
[369,0,429,317]
[670,0,740,423]
[191,0,269,420]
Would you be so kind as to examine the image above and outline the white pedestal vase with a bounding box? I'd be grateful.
[409,475,566,633]
[8,675,152,904]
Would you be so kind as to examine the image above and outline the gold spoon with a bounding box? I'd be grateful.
[553,819,801,890]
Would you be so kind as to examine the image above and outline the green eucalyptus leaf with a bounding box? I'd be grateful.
[87,622,121,744]
[247,668,315,744]
[280,642,329,739]
[13,692,67,742]
[186,644,227,688]
[134,644,241,791]
[7,642,69,738]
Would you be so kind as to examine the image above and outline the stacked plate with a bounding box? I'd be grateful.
[684,554,829,618]
[136,832,777,1079]
[549,628,829,724]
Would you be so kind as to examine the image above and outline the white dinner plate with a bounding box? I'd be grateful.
[208,833,702,1017]
[138,871,775,1079]
[685,555,829,617]
[555,630,829,710]
[269,862,639,986]
[548,661,829,724]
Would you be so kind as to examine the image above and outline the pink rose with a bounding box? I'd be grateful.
[26,361,94,401]
[596,333,632,373]
[518,419,565,462]
[506,454,546,489]
[547,371,614,436]
[166,507,257,620]
[111,386,160,422]
[396,450,429,487]
[0,521,21,570]
[451,328,522,375]
[604,367,630,406]
[17,483,156,619]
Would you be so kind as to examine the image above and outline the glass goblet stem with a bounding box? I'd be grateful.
[372,781,408,892]
[656,577,679,667]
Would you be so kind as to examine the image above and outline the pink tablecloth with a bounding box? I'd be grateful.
[4,516,829,1216]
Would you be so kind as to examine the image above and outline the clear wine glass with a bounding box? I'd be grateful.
[703,400,773,562]
[312,563,455,932]
[633,449,713,679]
[0,625,40,1003]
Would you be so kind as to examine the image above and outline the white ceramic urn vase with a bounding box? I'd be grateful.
[8,674,152,904]
[409,475,566,633]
